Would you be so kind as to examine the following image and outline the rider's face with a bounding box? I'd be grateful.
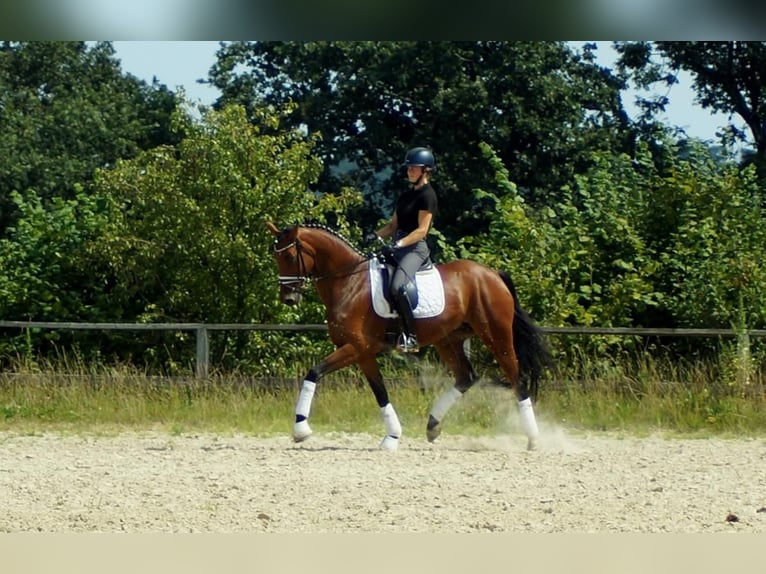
[406,165,425,183]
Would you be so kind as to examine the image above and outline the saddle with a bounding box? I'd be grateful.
[368,257,445,319]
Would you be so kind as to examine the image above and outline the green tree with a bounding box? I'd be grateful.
[463,143,660,332]
[465,136,766,358]
[89,103,360,372]
[615,41,766,162]
[0,41,180,236]
[0,186,116,361]
[207,41,630,243]
[658,144,766,331]
[0,187,111,321]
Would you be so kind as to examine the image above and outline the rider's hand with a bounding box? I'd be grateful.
[365,232,383,245]
[380,243,397,263]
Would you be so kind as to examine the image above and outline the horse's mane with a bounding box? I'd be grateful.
[289,222,366,256]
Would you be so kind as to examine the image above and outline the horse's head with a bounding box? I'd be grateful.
[266,222,316,306]
[267,221,367,307]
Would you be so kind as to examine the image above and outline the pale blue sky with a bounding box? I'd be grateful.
[112,41,736,144]
[113,41,221,107]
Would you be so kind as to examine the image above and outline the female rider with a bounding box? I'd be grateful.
[369,147,438,353]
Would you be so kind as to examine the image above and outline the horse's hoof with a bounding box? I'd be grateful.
[426,415,442,443]
[379,435,399,451]
[293,420,312,442]
[526,438,538,451]
[426,426,442,443]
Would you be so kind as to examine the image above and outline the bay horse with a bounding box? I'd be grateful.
[267,222,551,451]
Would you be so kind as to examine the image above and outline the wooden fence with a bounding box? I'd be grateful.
[2,320,765,379]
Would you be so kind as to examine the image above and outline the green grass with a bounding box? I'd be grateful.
[540,350,766,437]
[0,352,764,438]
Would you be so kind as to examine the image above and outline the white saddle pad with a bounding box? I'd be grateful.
[368,259,445,319]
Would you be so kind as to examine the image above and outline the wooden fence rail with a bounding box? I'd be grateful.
[2,321,764,379]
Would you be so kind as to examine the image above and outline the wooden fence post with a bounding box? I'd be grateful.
[196,326,209,379]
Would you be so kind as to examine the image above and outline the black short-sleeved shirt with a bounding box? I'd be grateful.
[395,183,438,234]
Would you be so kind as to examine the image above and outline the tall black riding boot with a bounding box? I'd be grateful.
[394,291,419,353]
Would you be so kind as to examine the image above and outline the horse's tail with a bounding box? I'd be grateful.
[499,271,552,402]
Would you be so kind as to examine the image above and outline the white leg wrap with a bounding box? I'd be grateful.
[293,419,312,442]
[379,435,399,451]
[295,380,316,419]
[518,397,539,441]
[293,380,316,442]
[379,403,401,451]
[429,387,462,422]
[381,403,402,438]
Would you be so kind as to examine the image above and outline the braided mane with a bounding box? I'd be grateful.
[292,222,365,256]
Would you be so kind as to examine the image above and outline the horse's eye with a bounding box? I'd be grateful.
[276,249,296,264]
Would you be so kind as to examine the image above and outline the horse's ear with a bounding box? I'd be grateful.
[266,221,280,237]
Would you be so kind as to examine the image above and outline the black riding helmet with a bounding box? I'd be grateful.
[403,147,436,172]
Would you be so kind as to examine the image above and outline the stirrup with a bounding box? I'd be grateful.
[397,334,420,353]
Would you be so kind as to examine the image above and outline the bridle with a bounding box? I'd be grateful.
[272,235,371,295]
[273,238,312,295]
